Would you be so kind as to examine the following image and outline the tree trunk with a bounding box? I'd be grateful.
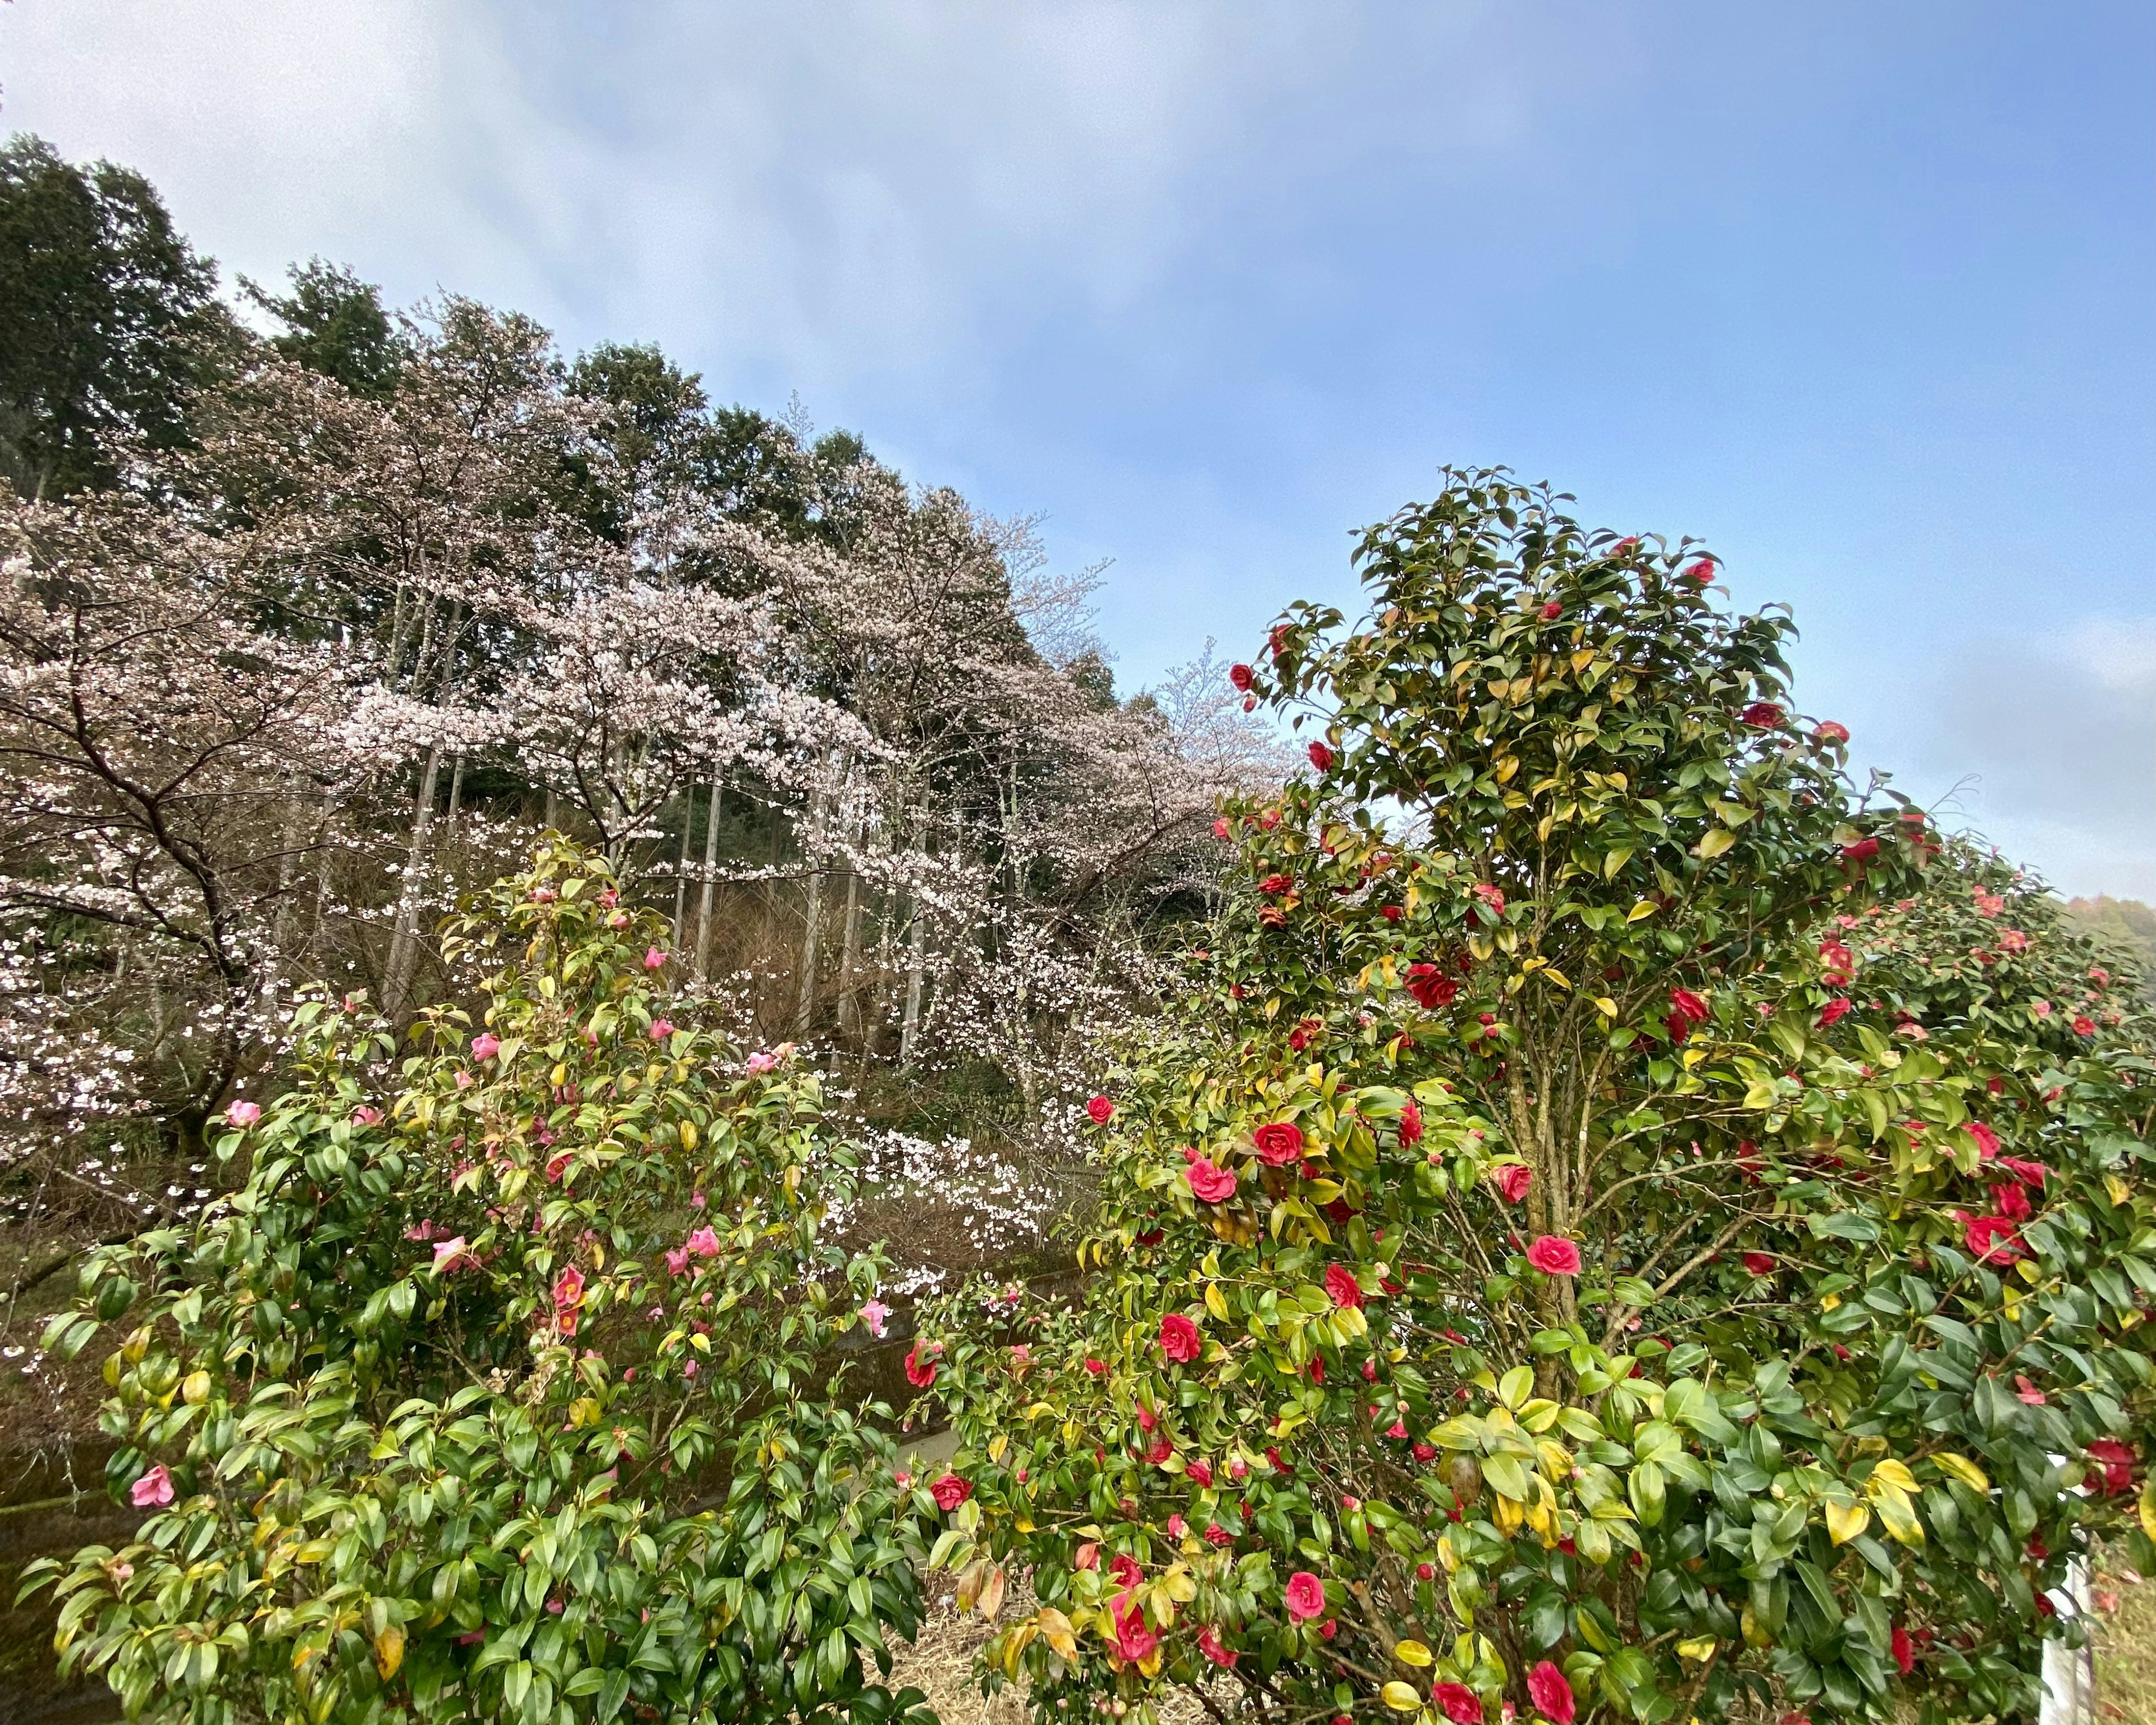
[837,862,863,1036]
[672,784,696,948]
[383,745,444,1018]
[447,752,465,829]
[697,783,723,976]
[900,903,926,1066]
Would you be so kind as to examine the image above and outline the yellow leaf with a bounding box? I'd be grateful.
[1931,1453,1989,1493]
[1392,1639,1432,1667]
[1676,1637,1717,1663]
[1870,1458,1919,1494]
[1825,1500,1868,1545]
[1205,1283,1230,1323]
[1382,1681,1424,1712]
[680,1119,698,1150]
[2108,1174,2132,1207]
[373,1625,404,1681]
[1869,1481,1925,1546]
[1627,898,1659,921]
[1595,996,1619,1017]
[1696,828,1737,860]
[2140,1480,2156,1544]
[1036,1607,1079,1660]
[181,1370,211,1405]
[979,1564,1007,1620]
[988,1432,1008,1463]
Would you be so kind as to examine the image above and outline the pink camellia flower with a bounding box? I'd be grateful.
[1740,702,1784,728]
[1228,1455,1250,1481]
[1406,962,1458,1010]
[1999,928,2029,953]
[1973,890,2007,919]
[1539,600,1563,620]
[649,1019,674,1041]
[690,1191,707,1209]
[1819,998,1853,1028]
[1252,1121,1305,1166]
[353,1106,385,1126]
[1228,663,1255,691]
[1472,882,1506,916]
[404,1220,437,1242]
[2031,999,2053,1019]
[1283,1571,1326,1622]
[1196,1623,1237,1668]
[1166,1513,1187,1540]
[1493,1164,1533,1204]
[1159,1312,1203,1363]
[1743,1252,1775,1276]
[643,947,666,970]
[1842,837,1880,864]
[1204,1522,1232,1546]
[431,1236,477,1273]
[1307,741,1335,772]
[1084,1356,1106,1375]
[130,1464,175,1508]
[1815,721,1851,746]
[1433,1682,1482,1724]
[1186,1157,1237,1204]
[226,1099,262,1128]
[860,1300,890,1338]
[1995,1183,2031,1224]
[1111,1553,1144,1589]
[2015,1374,2047,1407]
[746,1050,778,1075]
[1113,1598,1159,1662]
[930,1473,972,1511]
[1324,1263,1365,1311]
[1087,1094,1116,1125]
[553,1265,584,1311]
[455,1071,474,1090]
[471,1033,500,1062]
[686,1226,721,1258]
[1527,1659,1577,1724]
[1527,1236,1583,1277]
[1212,817,1232,839]
[664,1247,689,1277]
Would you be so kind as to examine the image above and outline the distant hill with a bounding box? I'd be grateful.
[2066,896,2156,999]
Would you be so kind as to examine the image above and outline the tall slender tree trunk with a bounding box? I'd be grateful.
[837,862,863,1037]
[697,783,723,977]
[672,786,696,948]
[446,752,465,829]
[899,905,926,1066]
[383,745,444,1017]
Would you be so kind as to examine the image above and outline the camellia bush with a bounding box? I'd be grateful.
[912,472,2156,1725]
[26,842,933,1725]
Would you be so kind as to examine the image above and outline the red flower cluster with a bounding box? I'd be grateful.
[1307,741,1335,772]
[1324,1263,1365,1310]
[1253,1121,1305,1166]
[1406,961,1458,1010]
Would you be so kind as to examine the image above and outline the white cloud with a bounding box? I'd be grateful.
[1916,617,2156,901]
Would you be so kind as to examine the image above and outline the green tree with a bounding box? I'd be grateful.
[0,134,237,498]
[915,472,2156,1725]
[243,257,406,399]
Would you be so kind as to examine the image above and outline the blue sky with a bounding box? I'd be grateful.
[8,1,2153,893]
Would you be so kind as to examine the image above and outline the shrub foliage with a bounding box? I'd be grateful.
[29,843,931,1725]
[916,473,2156,1724]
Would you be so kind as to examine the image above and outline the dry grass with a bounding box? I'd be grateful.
[2094,1548,2156,1724]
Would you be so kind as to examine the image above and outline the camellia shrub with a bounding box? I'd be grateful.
[913,472,2156,1725]
[27,843,933,1725]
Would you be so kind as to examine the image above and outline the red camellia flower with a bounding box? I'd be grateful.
[904,1342,940,1388]
[1493,1163,1533,1204]
[1740,701,1784,728]
[1742,1252,1775,1276]
[1413,1441,1437,1463]
[1324,1263,1365,1310]
[2074,1015,2098,1037]
[1086,1094,1116,1125]
[1399,1099,1423,1147]
[1253,1121,1305,1165]
[930,1473,971,1511]
[1432,1683,1482,1724]
[1406,962,1458,1010]
[1963,1213,2021,1265]
[1819,998,1853,1028]
[1269,622,1290,658]
[1682,559,1716,585]
[1472,882,1506,916]
[1185,1459,1213,1487]
[1307,741,1335,772]
[1259,873,1292,896]
[1283,1571,1326,1622]
[1818,939,1856,982]
[1110,1600,1159,1665]
[1527,1236,1583,1276]
[1186,1157,1237,1203]
[552,1265,584,1311]
[1967,1120,2001,1160]
[1109,1552,1144,1589]
[2002,1157,2049,1188]
[1668,987,1710,1024]
[1995,1183,2031,1223]
[1842,837,1880,864]
[2087,1438,2137,1495]
[1228,663,1255,691]
[1204,1521,1232,1546]
[1891,1626,1915,1675]
[1539,600,1563,620]
[1816,720,1851,745]
[1159,1312,1203,1362]
[1527,1660,1577,1724]
[1084,1357,1106,1375]
[1196,1624,1237,1668]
